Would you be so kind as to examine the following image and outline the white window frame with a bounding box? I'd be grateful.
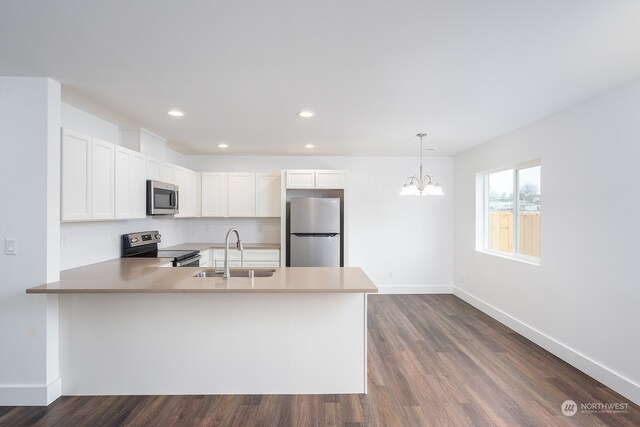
[476,159,541,265]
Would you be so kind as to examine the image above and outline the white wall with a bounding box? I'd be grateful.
[454,78,640,404]
[61,103,120,144]
[189,155,454,293]
[182,217,281,245]
[61,218,187,271]
[0,77,61,405]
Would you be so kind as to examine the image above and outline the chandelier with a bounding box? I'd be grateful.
[400,133,444,196]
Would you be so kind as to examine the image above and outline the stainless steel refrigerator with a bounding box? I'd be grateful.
[289,197,341,267]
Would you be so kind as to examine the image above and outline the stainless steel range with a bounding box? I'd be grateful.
[122,231,200,267]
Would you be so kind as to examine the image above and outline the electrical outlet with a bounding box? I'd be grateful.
[61,236,67,248]
[461,274,466,284]
[5,238,17,255]
[387,270,393,278]
[257,223,263,233]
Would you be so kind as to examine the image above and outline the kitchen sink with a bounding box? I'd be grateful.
[194,268,276,278]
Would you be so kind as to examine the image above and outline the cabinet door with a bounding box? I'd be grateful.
[174,167,188,217]
[130,152,147,218]
[114,146,131,219]
[315,170,345,189]
[243,249,280,263]
[61,129,92,221]
[191,171,201,217]
[91,138,115,220]
[255,173,281,217]
[146,157,163,181]
[202,172,228,216]
[199,249,212,267]
[162,162,175,184]
[285,170,315,189]
[175,166,194,218]
[228,173,255,217]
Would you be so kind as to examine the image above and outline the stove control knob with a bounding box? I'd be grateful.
[155,234,161,239]
[130,237,139,243]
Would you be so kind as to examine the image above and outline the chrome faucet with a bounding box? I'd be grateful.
[223,228,244,278]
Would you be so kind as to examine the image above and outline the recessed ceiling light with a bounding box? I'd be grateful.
[298,111,315,118]
[304,144,315,149]
[168,110,184,117]
[217,143,229,148]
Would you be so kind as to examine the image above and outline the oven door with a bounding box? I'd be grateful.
[174,254,201,267]
[147,180,179,215]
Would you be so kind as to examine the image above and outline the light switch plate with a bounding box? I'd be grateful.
[5,238,17,255]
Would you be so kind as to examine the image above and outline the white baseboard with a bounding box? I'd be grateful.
[453,287,640,406]
[0,377,62,406]
[375,284,453,294]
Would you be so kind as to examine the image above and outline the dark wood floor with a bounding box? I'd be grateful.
[1,295,638,426]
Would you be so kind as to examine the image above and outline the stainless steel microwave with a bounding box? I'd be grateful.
[146,180,179,215]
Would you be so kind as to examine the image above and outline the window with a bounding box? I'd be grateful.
[479,162,541,263]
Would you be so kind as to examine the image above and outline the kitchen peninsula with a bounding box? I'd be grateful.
[27,259,377,396]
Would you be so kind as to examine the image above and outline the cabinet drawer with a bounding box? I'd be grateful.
[212,249,242,260]
[243,261,280,268]
[199,249,211,265]
[243,249,280,261]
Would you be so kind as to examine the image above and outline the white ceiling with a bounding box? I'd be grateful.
[1,1,640,156]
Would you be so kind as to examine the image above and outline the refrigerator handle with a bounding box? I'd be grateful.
[292,233,339,237]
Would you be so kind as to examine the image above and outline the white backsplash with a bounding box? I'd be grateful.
[60,217,280,271]
[182,217,281,244]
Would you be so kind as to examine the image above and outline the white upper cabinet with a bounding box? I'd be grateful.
[146,157,175,184]
[285,169,346,189]
[174,166,200,218]
[115,146,146,219]
[146,156,163,181]
[285,170,315,189]
[228,173,256,217]
[201,172,228,217]
[61,129,116,221]
[315,170,346,189]
[61,129,92,221]
[114,146,131,219]
[130,152,147,218]
[256,173,281,217]
[191,170,201,218]
[202,172,280,218]
[90,138,115,220]
[162,162,175,184]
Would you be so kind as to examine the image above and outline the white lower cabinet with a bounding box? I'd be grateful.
[199,249,211,267]
[211,249,280,268]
